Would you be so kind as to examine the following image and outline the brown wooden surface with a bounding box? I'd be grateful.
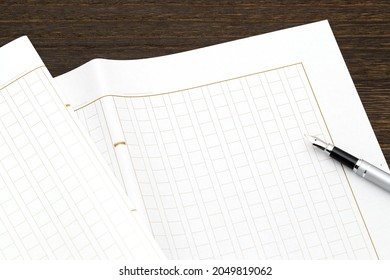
[1,0,389,165]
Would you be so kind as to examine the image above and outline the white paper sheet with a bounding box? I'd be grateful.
[0,37,165,260]
[55,20,390,259]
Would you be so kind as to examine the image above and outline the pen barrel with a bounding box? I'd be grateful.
[354,160,390,192]
[330,147,358,169]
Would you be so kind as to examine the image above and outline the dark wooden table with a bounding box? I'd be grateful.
[1,0,389,165]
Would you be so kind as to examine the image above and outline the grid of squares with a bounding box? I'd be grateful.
[114,97,184,259]
[75,102,126,190]
[280,65,372,259]
[0,68,161,259]
[209,81,299,258]
[241,69,342,259]
[76,103,114,174]
[75,63,376,259]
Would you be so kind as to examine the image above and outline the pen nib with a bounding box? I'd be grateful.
[304,134,328,150]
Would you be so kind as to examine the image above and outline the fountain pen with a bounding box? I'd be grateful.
[305,135,390,192]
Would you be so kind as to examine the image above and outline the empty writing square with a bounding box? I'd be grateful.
[324,227,341,243]
[208,213,225,229]
[205,202,220,216]
[284,66,299,78]
[189,218,204,233]
[274,211,291,227]
[274,93,289,105]
[329,240,345,256]
[349,235,365,250]
[249,203,266,219]
[319,214,336,229]
[227,79,242,92]
[210,94,227,107]
[299,219,315,234]
[292,88,307,101]
[284,237,300,253]
[344,222,361,237]
[263,120,278,134]
[254,96,269,110]
[215,106,231,119]
[169,94,185,104]
[294,206,311,221]
[235,102,251,115]
[259,109,274,122]
[230,90,246,103]
[173,103,188,116]
[269,199,285,213]
[287,76,303,90]
[271,80,286,94]
[246,74,261,87]
[290,194,306,208]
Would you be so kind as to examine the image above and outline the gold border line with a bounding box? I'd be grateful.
[73,63,300,111]
[0,65,46,91]
[301,63,379,259]
[74,62,379,259]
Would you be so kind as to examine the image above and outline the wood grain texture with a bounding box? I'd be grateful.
[1,0,389,165]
